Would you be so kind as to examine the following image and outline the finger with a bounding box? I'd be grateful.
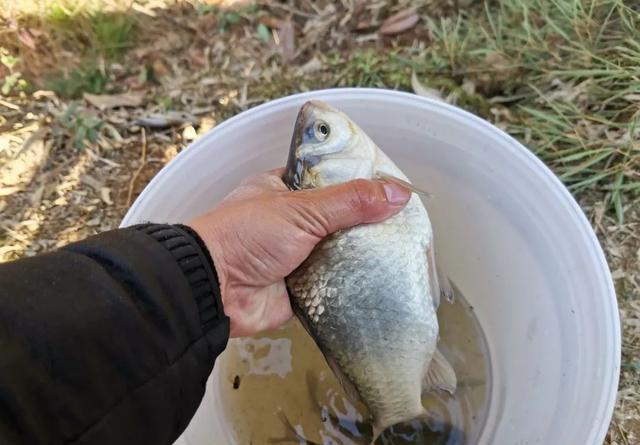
[243,169,288,192]
[290,179,411,237]
[224,170,288,203]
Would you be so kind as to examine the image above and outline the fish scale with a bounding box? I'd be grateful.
[288,196,438,430]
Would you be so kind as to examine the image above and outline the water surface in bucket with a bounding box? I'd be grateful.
[220,287,490,445]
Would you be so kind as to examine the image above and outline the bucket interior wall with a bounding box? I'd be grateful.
[121,89,619,445]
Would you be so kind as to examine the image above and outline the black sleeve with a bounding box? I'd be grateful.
[0,223,230,445]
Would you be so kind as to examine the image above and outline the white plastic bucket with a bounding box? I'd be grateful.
[121,88,620,445]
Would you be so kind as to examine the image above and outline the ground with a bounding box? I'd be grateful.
[0,0,638,443]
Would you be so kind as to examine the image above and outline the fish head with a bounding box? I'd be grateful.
[283,100,376,190]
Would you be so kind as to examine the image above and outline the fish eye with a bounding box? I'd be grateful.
[314,121,330,141]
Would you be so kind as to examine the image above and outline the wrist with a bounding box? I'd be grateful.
[186,216,231,312]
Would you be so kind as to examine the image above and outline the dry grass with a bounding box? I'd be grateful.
[1,0,639,443]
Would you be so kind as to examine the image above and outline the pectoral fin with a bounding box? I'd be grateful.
[423,348,457,394]
[323,353,364,405]
[289,291,363,405]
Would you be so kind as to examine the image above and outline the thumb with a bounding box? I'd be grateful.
[291,179,411,236]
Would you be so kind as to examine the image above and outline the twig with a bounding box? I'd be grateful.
[615,419,630,445]
[0,224,30,243]
[0,99,20,110]
[126,128,147,207]
[86,149,122,168]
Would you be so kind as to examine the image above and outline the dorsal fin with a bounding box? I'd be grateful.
[374,171,431,197]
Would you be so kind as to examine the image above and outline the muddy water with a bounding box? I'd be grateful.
[220,289,490,445]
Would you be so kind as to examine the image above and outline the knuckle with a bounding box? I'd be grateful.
[348,179,376,213]
[288,195,330,238]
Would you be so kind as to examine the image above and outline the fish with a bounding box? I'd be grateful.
[282,100,457,442]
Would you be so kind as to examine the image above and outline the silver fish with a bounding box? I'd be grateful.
[283,100,457,441]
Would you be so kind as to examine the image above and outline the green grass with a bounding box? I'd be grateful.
[0,49,29,95]
[45,66,110,98]
[42,8,136,97]
[91,12,136,59]
[327,0,639,223]
[0,1,137,98]
[2,0,638,220]
[192,1,261,31]
[43,2,136,59]
[56,101,103,149]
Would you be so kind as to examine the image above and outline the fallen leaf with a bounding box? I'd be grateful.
[0,98,20,110]
[355,20,376,31]
[153,31,183,52]
[33,90,56,99]
[484,51,511,71]
[122,74,145,90]
[278,19,296,61]
[7,17,18,31]
[30,184,44,205]
[354,0,368,12]
[152,59,170,78]
[462,79,476,95]
[131,2,157,17]
[30,28,44,38]
[18,29,36,50]
[2,128,49,188]
[199,116,216,133]
[182,125,197,141]
[102,123,123,142]
[379,8,419,35]
[187,47,208,69]
[297,57,323,75]
[259,17,282,29]
[84,92,144,110]
[81,174,104,192]
[199,77,219,87]
[193,12,218,36]
[0,185,21,196]
[411,72,443,101]
[257,23,271,43]
[100,187,113,205]
[612,269,626,280]
[490,106,514,121]
[134,112,199,128]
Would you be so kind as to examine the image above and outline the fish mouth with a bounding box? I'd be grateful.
[283,101,324,190]
[284,157,304,191]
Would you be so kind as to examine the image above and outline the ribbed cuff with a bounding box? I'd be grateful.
[129,223,224,332]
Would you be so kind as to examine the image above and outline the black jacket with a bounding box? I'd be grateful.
[0,224,230,445]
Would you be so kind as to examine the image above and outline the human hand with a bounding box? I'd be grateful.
[188,168,411,337]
